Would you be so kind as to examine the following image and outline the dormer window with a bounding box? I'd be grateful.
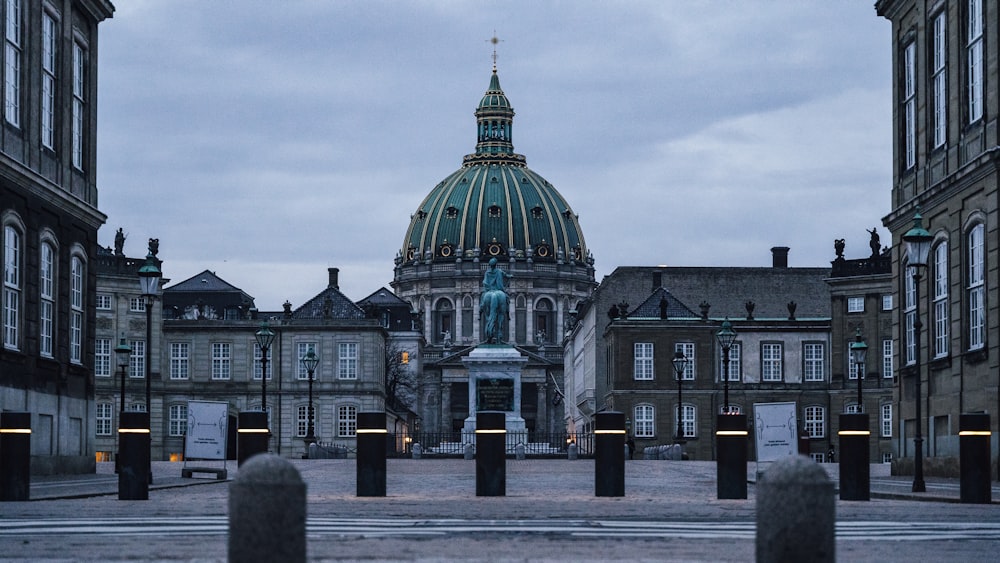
[488,205,502,218]
[416,210,427,220]
[531,206,544,219]
[446,206,459,219]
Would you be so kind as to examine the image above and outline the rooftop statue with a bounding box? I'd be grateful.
[480,257,512,344]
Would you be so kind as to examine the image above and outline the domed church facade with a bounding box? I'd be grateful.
[392,66,596,435]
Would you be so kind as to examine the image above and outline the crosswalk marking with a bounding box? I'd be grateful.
[3,517,1000,541]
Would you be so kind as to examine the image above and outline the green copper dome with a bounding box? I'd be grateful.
[400,70,590,266]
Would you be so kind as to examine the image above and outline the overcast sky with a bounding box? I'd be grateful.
[96,1,892,310]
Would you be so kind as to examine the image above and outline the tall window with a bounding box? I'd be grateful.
[904,266,916,364]
[674,342,695,380]
[903,41,916,169]
[69,256,83,363]
[254,342,273,380]
[3,224,20,349]
[337,405,357,437]
[932,11,947,148]
[95,402,113,436]
[129,340,145,378]
[675,404,696,438]
[803,343,825,382]
[933,242,949,357]
[848,343,863,380]
[882,339,894,379]
[967,224,985,350]
[41,11,55,149]
[169,343,189,380]
[169,404,187,436]
[761,343,783,382]
[211,343,231,380]
[338,342,358,379]
[3,0,20,127]
[39,242,54,357]
[804,406,825,438]
[94,338,111,377]
[295,342,316,380]
[296,405,309,437]
[881,403,893,438]
[71,41,84,169]
[633,404,654,438]
[720,342,741,382]
[966,0,983,123]
[633,342,653,380]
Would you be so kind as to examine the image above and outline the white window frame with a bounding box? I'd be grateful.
[96,293,112,310]
[94,338,111,377]
[720,342,741,382]
[846,296,864,313]
[932,11,947,148]
[296,405,309,437]
[39,241,54,357]
[803,342,825,382]
[337,405,357,437]
[633,404,654,438]
[129,339,145,379]
[295,341,316,380]
[881,403,893,438]
[169,404,187,437]
[129,296,146,312]
[904,266,917,364]
[845,403,862,414]
[882,294,893,311]
[96,402,113,436]
[3,224,21,350]
[882,339,894,379]
[253,342,273,381]
[211,342,231,380]
[633,342,653,380]
[3,0,20,127]
[675,403,696,438]
[967,224,985,350]
[933,242,949,358]
[169,342,189,380]
[761,343,783,382]
[338,342,358,380]
[848,343,863,381]
[69,256,83,363]
[674,342,695,381]
[966,0,983,123]
[41,10,55,149]
[903,41,916,169]
[71,41,84,169]
[804,406,825,438]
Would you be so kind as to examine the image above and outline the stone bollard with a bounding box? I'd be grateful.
[756,455,835,563]
[229,454,306,563]
[464,442,475,460]
[412,443,422,460]
[567,442,578,460]
[515,442,525,460]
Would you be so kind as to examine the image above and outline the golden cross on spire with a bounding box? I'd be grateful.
[488,32,503,71]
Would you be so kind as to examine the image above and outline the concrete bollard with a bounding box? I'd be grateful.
[411,443,422,460]
[756,455,835,563]
[229,454,306,563]
[464,442,475,460]
[515,442,525,460]
[567,442,578,460]
[0,412,31,501]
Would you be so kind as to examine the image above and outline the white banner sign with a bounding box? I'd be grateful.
[185,401,228,460]
[753,402,798,462]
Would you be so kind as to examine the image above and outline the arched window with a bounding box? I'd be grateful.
[3,223,22,350]
[434,298,454,345]
[966,223,985,350]
[932,241,949,358]
[39,240,56,357]
[903,259,917,364]
[69,254,84,363]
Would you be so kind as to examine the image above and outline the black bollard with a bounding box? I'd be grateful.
[594,411,625,497]
[959,413,992,504]
[0,412,31,501]
[118,411,150,501]
[475,411,506,496]
[237,411,269,466]
[356,412,387,497]
[716,413,748,499]
[838,413,870,501]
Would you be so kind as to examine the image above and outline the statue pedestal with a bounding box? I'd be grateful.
[461,345,528,443]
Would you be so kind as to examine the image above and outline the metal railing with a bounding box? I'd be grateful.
[410,431,594,458]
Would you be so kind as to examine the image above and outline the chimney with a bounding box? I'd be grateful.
[652,270,663,290]
[328,267,340,289]
[771,247,789,269]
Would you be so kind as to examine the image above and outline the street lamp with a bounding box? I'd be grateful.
[115,334,131,416]
[255,321,276,411]
[301,349,320,449]
[137,250,161,417]
[716,318,737,413]
[672,351,689,443]
[902,210,932,493]
[850,328,868,411]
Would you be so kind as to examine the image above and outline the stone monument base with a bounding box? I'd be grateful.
[461,345,528,444]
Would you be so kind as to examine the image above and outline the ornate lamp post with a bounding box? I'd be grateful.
[137,249,161,417]
[850,328,868,410]
[255,322,276,411]
[715,318,737,413]
[301,349,319,449]
[672,351,689,443]
[902,210,932,493]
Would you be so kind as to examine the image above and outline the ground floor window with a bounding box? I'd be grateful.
[633,404,654,438]
[169,404,188,436]
[338,405,357,437]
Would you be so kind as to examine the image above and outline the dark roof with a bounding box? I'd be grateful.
[626,287,699,319]
[162,270,256,319]
[358,287,411,308]
[166,270,247,294]
[292,286,366,320]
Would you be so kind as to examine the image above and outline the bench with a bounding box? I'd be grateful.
[181,466,228,480]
